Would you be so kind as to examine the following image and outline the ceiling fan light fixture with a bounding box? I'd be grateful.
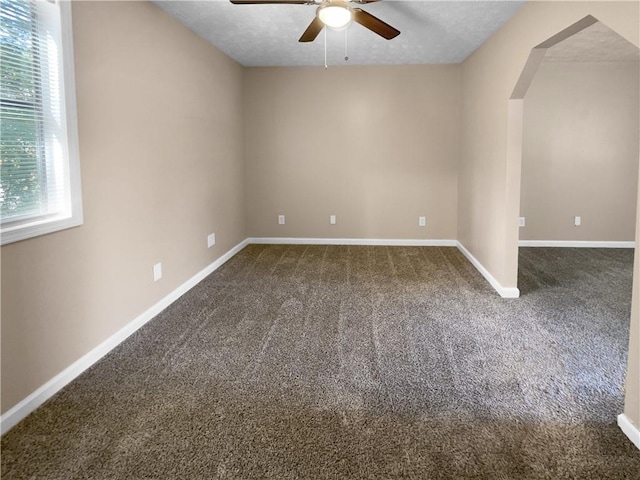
[318,5,352,29]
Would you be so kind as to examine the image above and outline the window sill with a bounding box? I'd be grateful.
[1,213,83,246]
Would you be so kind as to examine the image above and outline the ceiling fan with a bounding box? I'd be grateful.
[229,0,400,43]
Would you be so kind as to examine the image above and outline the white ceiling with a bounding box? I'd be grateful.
[544,21,640,63]
[153,0,526,66]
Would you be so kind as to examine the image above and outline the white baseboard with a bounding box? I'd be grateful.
[618,413,640,451]
[456,242,520,298]
[247,237,457,247]
[519,240,635,248]
[0,236,516,434]
[247,238,520,299]
[0,238,249,435]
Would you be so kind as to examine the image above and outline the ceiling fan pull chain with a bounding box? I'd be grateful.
[344,27,349,62]
[324,27,328,69]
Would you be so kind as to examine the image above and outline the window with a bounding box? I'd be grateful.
[0,0,82,245]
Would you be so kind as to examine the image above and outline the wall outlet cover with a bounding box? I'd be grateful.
[153,263,162,282]
[207,233,216,248]
[278,215,285,225]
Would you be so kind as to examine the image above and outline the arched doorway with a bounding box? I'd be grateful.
[506,15,640,448]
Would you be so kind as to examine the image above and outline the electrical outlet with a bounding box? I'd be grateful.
[278,215,285,225]
[330,215,336,225]
[519,217,525,227]
[418,216,426,227]
[207,233,216,248]
[153,263,162,282]
[574,216,581,226]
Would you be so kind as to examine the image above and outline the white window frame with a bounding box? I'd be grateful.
[1,0,82,245]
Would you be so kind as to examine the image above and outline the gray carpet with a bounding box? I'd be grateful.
[2,245,640,479]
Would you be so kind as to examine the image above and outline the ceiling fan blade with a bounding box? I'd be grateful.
[352,8,400,40]
[299,16,324,42]
[351,0,382,3]
[230,0,313,4]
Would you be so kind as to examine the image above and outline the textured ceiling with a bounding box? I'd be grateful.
[153,0,526,66]
[544,21,640,63]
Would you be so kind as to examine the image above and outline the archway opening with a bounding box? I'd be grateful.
[506,15,640,446]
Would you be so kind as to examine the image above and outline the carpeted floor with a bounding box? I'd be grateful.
[2,245,639,479]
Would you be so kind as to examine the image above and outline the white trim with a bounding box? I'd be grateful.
[0,0,83,246]
[247,238,522,298]
[618,414,640,451]
[247,237,457,246]
[0,238,249,435]
[247,237,520,298]
[519,240,635,248]
[60,0,84,234]
[0,236,519,434]
[456,242,520,298]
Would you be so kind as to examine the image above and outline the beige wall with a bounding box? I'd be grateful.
[3,0,640,437]
[244,65,460,240]
[0,1,246,413]
[628,198,640,424]
[520,61,639,241]
[459,1,639,428]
